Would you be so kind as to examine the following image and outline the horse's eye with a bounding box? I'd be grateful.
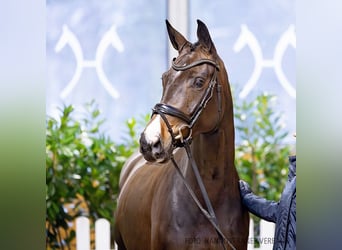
[194,78,204,88]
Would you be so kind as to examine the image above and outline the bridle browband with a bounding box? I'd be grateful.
[151,58,236,250]
[153,58,222,147]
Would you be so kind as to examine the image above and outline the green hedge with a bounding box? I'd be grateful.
[46,92,292,249]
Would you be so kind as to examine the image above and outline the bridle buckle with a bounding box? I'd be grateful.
[174,124,192,145]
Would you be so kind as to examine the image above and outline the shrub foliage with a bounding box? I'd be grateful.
[46,92,292,248]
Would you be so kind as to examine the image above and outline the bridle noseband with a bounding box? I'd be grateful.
[152,58,221,147]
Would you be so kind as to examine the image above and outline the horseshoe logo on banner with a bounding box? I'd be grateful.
[234,25,296,99]
[55,24,124,99]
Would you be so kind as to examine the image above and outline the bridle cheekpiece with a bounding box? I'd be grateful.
[152,58,221,148]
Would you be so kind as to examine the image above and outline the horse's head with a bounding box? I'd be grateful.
[140,20,227,163]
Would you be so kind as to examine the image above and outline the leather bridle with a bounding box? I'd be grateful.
[152,58,222,148]
[151,58,236,250]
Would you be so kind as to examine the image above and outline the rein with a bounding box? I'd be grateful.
[171,141,235,250]
[152,58,236,250]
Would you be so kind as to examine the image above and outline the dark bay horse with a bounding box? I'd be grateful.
[114,20,249,250]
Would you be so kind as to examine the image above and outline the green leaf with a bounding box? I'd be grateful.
[233,85,292,202]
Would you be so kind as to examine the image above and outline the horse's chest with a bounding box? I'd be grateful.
[152,190,224,247]
[157,216,225,250]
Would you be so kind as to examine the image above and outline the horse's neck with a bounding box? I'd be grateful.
[185,116,238,199]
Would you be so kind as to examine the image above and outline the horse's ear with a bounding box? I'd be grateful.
[196,19,216,54]
[166,20,188,52]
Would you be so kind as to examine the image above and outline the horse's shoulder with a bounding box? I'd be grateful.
[119,151,146,189]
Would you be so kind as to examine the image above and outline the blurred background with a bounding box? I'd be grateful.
[46,0,295,143]
[46,0,295,249]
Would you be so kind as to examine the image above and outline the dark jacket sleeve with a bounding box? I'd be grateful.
[239,180,278,222]
[241,192,279,223]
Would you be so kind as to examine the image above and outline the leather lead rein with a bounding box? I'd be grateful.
[170,141,236,250]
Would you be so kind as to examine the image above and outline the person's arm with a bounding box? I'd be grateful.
[239,180,278,223]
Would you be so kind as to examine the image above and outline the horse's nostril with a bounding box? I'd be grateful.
[140,133,150,152]
[152,139,161,150]
[151,139,164,159]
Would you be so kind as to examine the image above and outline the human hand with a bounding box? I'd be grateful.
[239,180,252,197]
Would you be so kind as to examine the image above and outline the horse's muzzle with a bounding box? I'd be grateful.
[139,133,169,163]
